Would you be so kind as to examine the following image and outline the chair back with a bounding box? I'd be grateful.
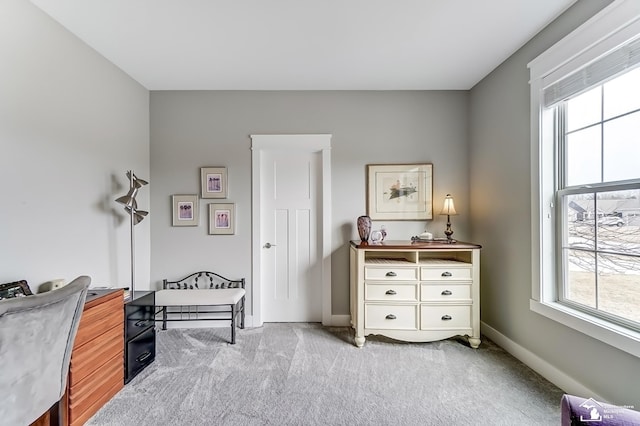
[0,276,90,426]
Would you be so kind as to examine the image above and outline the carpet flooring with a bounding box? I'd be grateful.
[87,324,564,425]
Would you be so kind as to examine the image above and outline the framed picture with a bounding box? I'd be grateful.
[0,280,33,300]
[366,163,433,220]
[172,195,199,226]
[201,167,228,199]
[209,203,235,235]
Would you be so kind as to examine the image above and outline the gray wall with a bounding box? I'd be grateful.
[470,0,640,406]
[150,91,470,315]
[0,0,150,292]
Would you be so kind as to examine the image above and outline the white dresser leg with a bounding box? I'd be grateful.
[354,336,366,348]
[468,336,481,349]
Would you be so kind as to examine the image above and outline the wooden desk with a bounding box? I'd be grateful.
[65,289,124,426]
[30,289,124,426]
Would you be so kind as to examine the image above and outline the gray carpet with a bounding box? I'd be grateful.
[87,324,564,426]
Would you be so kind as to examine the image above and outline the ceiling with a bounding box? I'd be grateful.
[31,0,576,91]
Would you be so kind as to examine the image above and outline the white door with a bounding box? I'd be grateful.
[251,134,332,325]
[261,149,321,322]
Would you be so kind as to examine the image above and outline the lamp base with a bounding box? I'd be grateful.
[444,216,455,243]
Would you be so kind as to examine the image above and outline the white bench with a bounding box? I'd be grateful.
[157,271,246,344]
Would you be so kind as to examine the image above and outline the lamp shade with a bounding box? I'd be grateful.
[115,190,138,208]
[440,194,458,216]
[127,171,148,188]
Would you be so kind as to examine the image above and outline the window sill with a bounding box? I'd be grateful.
[530,299,640,359]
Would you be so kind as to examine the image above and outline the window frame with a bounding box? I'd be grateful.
[529,0,640,358]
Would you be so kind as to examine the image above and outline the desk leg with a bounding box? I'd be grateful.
[240,297,245,329]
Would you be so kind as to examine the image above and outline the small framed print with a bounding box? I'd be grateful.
[172,195,199,226]
[209,203,235,235]
[201,167,228,199]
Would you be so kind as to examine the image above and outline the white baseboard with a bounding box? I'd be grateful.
[481,321,606,401]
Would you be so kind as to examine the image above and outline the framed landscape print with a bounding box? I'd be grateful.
[208,203,235,235]
[201,167,228,199]
[172,195,199,226]
[366,163,433,220]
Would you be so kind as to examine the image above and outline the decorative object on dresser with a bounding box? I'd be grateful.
[124,291,156,384]
[366,163,433,220]
[1,276,89,426]
[440,194,458,243]
[157,271,246,344]
[65,288,124,426]
[115,170,149,298]
[349,240,481,349]
[356,215,372,244]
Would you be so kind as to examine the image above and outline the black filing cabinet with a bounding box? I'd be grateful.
[124,291,156,384]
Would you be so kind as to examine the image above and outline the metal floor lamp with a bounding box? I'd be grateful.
[115,170,148,298]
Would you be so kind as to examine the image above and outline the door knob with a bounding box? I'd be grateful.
[264,242,276,249]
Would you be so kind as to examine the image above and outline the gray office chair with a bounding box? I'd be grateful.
[0,276,90,426]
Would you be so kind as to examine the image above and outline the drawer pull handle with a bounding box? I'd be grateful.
[441,315,452,321]
[135,320,149,327]
[441,272,452,277]
[385,271,397,277]
[137,351,152,362]
[385,314,397,320]
[385,290,397,295]
[441,290,453,296]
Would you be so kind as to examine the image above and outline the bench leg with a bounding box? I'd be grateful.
[162,306,167,330]
[240,296,245,329]
[230,304,236,344]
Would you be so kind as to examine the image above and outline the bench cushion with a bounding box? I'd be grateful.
[155,288,245,307]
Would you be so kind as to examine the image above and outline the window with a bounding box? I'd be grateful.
[558,68,640,329]
[529,0,640,357]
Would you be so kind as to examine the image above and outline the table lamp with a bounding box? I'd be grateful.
[440,194,458,243]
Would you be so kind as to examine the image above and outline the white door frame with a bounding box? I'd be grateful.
[251,134,332,327]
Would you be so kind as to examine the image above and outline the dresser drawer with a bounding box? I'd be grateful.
[69,324,123,386]
[420,264,472,281]
[366,283,418,302]
[421,284,471,302]
[365,304,417,330]
[126,301,156,341]
[420,305,471,329]
[126,326,156,383]
[365,266,419,281]
[74,293,123,349]
[68,352,123,426]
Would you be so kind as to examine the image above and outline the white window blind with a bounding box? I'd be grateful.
[543,36,640,108]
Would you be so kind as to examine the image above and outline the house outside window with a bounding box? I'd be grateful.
[529,0,640,357]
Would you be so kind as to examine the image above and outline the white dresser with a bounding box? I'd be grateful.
[349,240,481,348]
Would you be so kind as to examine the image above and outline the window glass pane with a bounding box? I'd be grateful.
[567,86,601,132]
[597,253,640,324]
[603,67,640,120]
[566,194,595,249]
[565,249,596,308]
[603,111,640,182]
[595,190,640,253]
[566,126,601,186]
